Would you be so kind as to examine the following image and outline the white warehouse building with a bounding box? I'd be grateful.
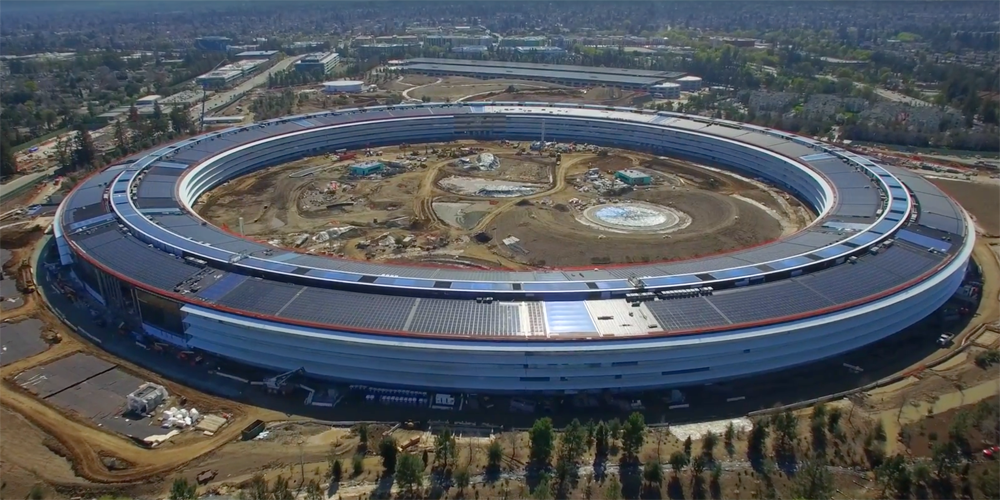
[650,82,681,99]
[676,75,703,92]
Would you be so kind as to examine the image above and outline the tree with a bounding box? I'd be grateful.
[791,460,834,500]
[169,106,191,135]
[0,133,18,177]
[71,124,97,170]
[169,478,198,500]
[643,460,664,487]
[585,419,597,450]
[771,410,799,456]
[529,417,556,468]
[29,484,45,500]
[608,418,622,444]
[563,418,588,463]
[395,453,424,493]
[239,473,269,500]
[351,454,364,476]
[454,467,471,494]
[724,422,736,452]
[304,479,324,500]
[827,407,843,436]
[532,473,554,500]
[330,458,343,485]
[113,120,130,157]
[748,418,770,459]
[604,474,622,500]
[379,436,399,474]
[702,431,718,460]
[669,451,689,475]
[270,475,293,500]
[932,441,960,478]
[977,462,1000,500]
[683,436,693,458]
[912,462,932,486]
[595,421,610,457]
[434,427,457,471]
[620,412,646,461]
[357,423,370,446]
[487,439,504,471]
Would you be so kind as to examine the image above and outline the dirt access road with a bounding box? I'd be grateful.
[472,154,584,234]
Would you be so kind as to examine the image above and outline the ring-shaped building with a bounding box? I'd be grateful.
[55,102,974,393]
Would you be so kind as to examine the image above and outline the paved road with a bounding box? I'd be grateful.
[0,167,59,202]
[189,55,306,122]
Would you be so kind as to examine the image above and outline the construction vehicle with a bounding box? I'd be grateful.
[16,260,35,293]
[255,367,306,395]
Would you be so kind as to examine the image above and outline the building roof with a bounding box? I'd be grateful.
[618,169,651,178]
[677,76,703,81]
[297,52,339,65]
[235,50,278,58]
[405,57,684,79]
[322,80,364,86]
[406,63,666,86]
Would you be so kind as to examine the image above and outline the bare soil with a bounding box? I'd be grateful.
[929,178,1000,235]
[197,143,798,269]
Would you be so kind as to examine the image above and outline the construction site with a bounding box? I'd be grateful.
[197,140,810,270]
[0,78,998,498]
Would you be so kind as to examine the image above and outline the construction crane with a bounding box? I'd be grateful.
[260,367,306,394]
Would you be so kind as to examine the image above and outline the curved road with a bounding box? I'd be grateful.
[472,154,583,233]
[402,78,442,102]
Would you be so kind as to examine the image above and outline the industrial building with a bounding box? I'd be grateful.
[676,75,703,92]
[425,35,494,47]
[350,162,385,176]
[322,80,365,93]
[135,95,162,107]
[195,36,231,52]
[234,50,279,60]
[195,60,268,88]
[615,169,653,186]
[401,58,682,90]
[356,43,419,58]
[295,52,340,74]
[57,102,973,394]
[650,82,681,99]
[514,47,567,57]
[499,36,548,47]
[451,45,489,54]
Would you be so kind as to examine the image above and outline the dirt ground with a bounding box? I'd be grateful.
[929,178,1000,236]
[197,142,803,269]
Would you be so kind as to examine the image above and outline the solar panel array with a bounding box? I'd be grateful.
[709,281,833,324]
[278,287,415,331]
[409,300,520,336]
[80,230,203,290]
[214,279,303,316]
[646,297,730,331]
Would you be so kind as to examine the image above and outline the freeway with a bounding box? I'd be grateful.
[189,54,306,122]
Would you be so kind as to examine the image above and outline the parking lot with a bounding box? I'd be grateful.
[0,318,48,366]
[14,352,161,439]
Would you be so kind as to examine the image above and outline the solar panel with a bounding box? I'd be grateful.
[84,233,202,290]
[408,300,519,336]
[768,255,813,271]
[215,280,302,315]
[304,269,362,282]
[709,267,760,280]
[795,262,905,304]
[279,288,415,331]
[871,246,942,278]
[197,273,249,302]
[895,230,952,252]
[709,281,833,324]
[645,297,729,331]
